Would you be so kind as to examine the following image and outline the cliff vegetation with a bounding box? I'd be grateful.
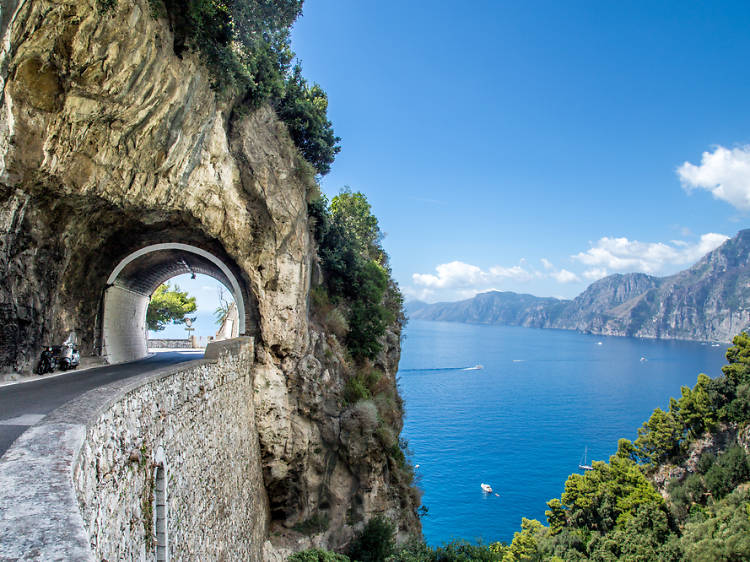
[101,0,340,174]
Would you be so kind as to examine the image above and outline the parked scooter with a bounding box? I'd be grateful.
[57,344,80,371]
[36,346,56,375]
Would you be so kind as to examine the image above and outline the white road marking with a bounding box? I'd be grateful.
[0,414,46,426]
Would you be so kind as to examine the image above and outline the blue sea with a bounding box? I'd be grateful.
[148,310,220,339]
[398,320,730,546]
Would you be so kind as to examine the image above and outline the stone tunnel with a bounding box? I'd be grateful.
[102,243,252,363]
[0,190,267,372]
[0,0,317,374]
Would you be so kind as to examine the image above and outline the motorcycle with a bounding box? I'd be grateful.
[36,346,56,375]
[57,344,80,371]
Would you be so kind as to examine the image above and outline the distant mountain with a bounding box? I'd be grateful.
[407,291,568,326]
[408,229,750,342]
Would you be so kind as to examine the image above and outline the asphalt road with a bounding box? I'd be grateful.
[0,351,201,458]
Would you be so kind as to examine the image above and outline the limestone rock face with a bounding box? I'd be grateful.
[0,0,418,554]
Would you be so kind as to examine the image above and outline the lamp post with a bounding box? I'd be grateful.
[184,317,196,347]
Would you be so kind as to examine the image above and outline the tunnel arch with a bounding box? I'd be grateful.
[102,243,250,363]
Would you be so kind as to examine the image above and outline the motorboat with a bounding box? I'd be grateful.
[481,483,493,493]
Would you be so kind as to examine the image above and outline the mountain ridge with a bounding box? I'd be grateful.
[408,229,750,342]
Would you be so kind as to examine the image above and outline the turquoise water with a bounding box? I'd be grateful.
[398,320,730,546]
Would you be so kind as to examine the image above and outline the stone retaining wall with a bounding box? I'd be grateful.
[148,337,213,349]
[0,337,270,561]
[148,338,194,349]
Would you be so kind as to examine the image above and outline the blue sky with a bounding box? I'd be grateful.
[288,0,750,302]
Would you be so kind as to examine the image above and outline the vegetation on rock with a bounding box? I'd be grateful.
[309,188,403,363]
[146,282,197,331]
[144,0,341,174]
[305,187,419,537]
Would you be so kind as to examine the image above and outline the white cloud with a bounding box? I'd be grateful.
[412,261,486,289]
[552,269,580,283]
[402,285,437,302]
[678,145,750,210]
[583,268,608,281]
[572,233,729,274]
[411,258,586,301]
[412,260,537,290]
[488,265,536,281]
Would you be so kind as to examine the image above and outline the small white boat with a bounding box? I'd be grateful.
[640,356,648,362]
[596,341,603,346]
[579,447,594,471]
[481,483,493,493]
[463,365,484,371]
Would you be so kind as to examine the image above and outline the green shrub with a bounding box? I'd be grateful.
[309,190,402,363]
[343,375,371,404]
[696,451,716,475]
[275,64,341,175]
[292,513,330,536]
[288,548,349,562]
[679,489,750,560]
[434,540,504,561]
[389,538,436,562]
[97,0,117,12]
[727,383,750,422]
[347,516,395,562]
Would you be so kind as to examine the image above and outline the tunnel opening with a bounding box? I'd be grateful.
[0,189,262,372]
[145,273,237,343]
[101,243,252,363]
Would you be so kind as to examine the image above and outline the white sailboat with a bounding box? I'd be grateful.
[579,447,594,471]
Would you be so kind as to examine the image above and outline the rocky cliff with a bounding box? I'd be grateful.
[410,229,750,342]
[0,0,418,556]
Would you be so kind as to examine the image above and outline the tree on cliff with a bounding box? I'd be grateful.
[309,189,400,362]
[146,283,198,332]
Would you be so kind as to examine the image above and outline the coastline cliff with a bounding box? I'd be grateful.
[0,0,418,556]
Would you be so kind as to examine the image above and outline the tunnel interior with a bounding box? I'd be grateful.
[0,189,262,372]
[103,244,250,363]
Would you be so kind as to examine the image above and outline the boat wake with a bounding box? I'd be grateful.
[400,365,484,373]
[399,367,469,373]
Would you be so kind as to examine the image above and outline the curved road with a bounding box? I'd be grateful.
[0,351,201,458]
